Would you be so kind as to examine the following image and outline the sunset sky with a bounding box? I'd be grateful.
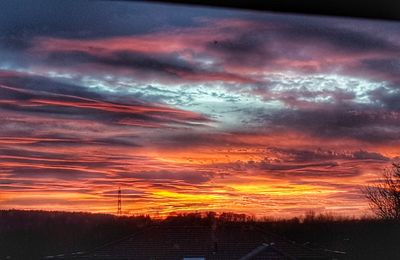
[1,0,400,218]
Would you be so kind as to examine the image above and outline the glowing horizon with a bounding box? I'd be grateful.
[1,1,400,218]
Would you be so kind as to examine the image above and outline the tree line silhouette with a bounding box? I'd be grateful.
[1,209,400,260]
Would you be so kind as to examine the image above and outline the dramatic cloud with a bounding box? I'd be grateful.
[0,0,399,218]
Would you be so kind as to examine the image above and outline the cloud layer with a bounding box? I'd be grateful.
[1,0,399,218]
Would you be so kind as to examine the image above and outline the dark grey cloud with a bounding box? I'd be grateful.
[265,105,400,143]
[206,15,400,65]
[259,161,338,171]
[206,31,276,67]
[128,170,213,184]
[0,72,210,126]
[267,147,390,163]
[280,22,399,55]
[361,58,400,76]
[0,147,129,169]
[208,146,390,180]
[5,167,102,180]
[0,71,104,100]
[46,50,207,80]
[338,58,400,87]
[369,86,400,110]
[218,159,362,179]
[352,150,389,161]
[2,2,398,90]
[0,0,235,46]
[42,50,255,84]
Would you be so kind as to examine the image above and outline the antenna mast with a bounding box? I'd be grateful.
[117,186,122,215]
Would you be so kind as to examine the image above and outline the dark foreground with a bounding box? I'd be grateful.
[1,210,400,259]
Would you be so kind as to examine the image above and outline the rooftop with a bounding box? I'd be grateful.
[48,223,339,260]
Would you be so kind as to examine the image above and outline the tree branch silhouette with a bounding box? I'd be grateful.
[363,163,400,220]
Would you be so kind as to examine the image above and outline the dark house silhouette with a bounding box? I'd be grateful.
[46,223,340,260]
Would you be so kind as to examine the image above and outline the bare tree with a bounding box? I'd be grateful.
[363,163,400,220]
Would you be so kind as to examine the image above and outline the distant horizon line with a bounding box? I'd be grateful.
[1,208,374,221]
